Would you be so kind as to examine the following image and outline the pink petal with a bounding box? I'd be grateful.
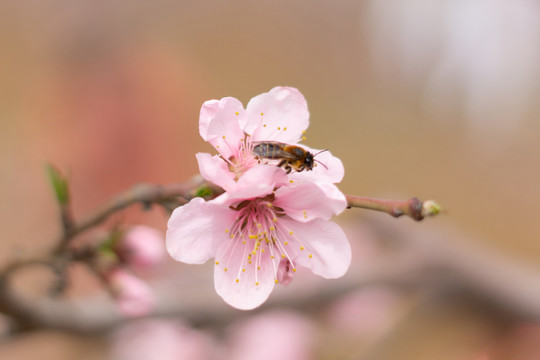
[199,97,246,159]
[289,146,345,183]
[225,165,287,202]
[195,152,236,191]
[166,197,236,264]
[281,218,351,279]
[214,238,276,310]
[274,182,347,222]
[246,87,309,143]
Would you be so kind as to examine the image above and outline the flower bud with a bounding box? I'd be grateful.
[106,268,155,317]
[277,259,295,286]
[116,226,165,268]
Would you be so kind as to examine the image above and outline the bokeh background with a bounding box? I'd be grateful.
[1,0,540,359]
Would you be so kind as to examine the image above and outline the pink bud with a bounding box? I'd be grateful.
[277,259,295,286]
[106,268,155,317]
[117,226,165,267]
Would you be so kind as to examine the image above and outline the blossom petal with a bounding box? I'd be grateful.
[199,97,246,159]
[289,146,345,183]
[225,165,287,202]
[196,152,236,191]
[246,87,309,143]
[166,198,236,264]
[274,182,347,222]
[214,238,276,310]
[281,218,351,279]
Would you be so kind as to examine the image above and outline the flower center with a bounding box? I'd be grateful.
[216,197,311,285]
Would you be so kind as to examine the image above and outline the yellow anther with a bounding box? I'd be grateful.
[302,130,306,134]
[224,268,228,272]
[260,112,264,116]
[222,135,226,139]
[300,246,305,251]
[242,268,246,272]
[236,279,239,283]
[271,256,275,259]
[275,279,279,284]
[243,240,246,244]
[266,203,272,207]
[289,180,294,183]
[302,136,307,141]
[216,145,220,148]
[248,260,252,264]
[249,234,256,239]
[257,223,261,228]
[255,282,260,286]
[277,126,281,130]
[273,218,278,222]
[252,250,257,255]
[230,234,234,238]
[269,226,275,231]
[257,266,261,270]
[289,231,293,235]
[225,229,229,233]
[263,124,267,127]
[215,261,219,265]
[261,248,265,252]
[293,268,297,272]
[283,127,287,131]
[281,254,286,258]
[235,112,239,115]
[309,254,313,259]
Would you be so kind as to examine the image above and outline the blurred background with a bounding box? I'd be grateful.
[1,0,540,359]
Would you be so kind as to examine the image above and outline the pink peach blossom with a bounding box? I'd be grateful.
[106,268,156,317]
[166,165,350,310]
[110,319,216,360]
[115,226,165,267]
[225,310,316,360]
[196,86,344,189]
[167,87,351,309]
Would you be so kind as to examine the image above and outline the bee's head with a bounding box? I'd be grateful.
[304,152,314,170]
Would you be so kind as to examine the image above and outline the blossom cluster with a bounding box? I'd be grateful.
[166,87,351,310]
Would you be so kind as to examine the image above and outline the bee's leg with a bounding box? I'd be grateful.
[297,164,305,172]
[284,165,292,174]
[277,159,287,168]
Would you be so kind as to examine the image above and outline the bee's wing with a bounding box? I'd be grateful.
[251,141,298,160]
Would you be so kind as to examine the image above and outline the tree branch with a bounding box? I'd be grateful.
[0,176,444,333]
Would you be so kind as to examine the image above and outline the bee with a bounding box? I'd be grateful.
[252,141,327,174]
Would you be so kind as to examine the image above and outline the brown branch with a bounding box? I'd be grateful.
[52,176,214,254]
[346,195,440,221]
